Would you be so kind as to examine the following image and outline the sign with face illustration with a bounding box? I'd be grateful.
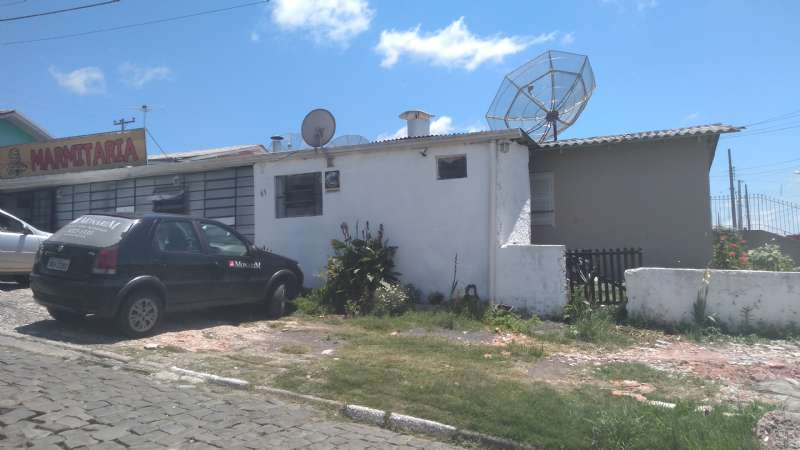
[0,129,146,179]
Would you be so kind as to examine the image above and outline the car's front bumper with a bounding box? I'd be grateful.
[30,273,122,318]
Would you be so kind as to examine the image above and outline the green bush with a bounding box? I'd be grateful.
[748,243,797,272]
[326,221,399,315]
[450,285,486,319]
[483,305,540,335]
[372,282,412,317]
[571,307,615,342]
[711,230,749,269]
[427,291,445,305]
[293,287,334,316]
[404,283,423,304]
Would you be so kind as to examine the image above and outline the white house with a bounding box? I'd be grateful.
[253,112,567,316]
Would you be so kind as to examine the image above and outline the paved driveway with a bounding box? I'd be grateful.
[0,285,462,449]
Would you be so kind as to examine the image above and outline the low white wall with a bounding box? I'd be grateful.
[496,244,567,317]
[626,268,800,331]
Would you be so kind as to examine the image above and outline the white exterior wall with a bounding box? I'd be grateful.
[626,268,800,331]
[253,138,567,315]
[254,141,493,298]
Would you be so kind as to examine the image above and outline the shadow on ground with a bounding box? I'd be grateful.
[14,303,275,346]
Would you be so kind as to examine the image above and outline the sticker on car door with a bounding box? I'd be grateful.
[228,260,261,269]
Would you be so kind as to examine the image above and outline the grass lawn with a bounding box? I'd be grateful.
[274,313,768,450]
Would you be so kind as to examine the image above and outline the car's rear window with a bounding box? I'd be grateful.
[51,215,137,247]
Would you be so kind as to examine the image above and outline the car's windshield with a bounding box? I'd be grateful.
[50,215,136,247]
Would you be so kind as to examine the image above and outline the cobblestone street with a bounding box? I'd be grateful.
[0,341,460,449]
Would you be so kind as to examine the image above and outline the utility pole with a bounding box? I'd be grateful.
[737,180,744,231]
[745,184,752,231]
[113,117,135,131]
[728,149,737,230]
[138,105,152,129]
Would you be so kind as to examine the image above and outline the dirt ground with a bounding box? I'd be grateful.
[2,282,800,429]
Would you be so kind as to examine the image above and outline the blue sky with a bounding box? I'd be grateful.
[2,0,799,200]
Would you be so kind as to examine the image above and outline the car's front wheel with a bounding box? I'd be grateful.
[47,307,84,323]
[116,291,163,338]
[267,280,296,319]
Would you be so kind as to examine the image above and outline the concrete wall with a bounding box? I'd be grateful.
[741,230,800,266]
[531,136,717,268]
[626,267,800,331]
[0,119,35,147]
[496,244,566,317]
[253,138,568,315]
[255,141,495,298]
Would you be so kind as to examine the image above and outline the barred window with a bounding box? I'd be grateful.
[275,172,322,218]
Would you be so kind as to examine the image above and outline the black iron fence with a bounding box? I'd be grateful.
[711,194,800,237]
[566,248,643,304]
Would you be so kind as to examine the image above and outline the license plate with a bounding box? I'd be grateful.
[46,257,70,272]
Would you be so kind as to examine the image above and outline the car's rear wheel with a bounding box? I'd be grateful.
[116,291,163,338]
[267,280,296,319]
[47,307,84,323]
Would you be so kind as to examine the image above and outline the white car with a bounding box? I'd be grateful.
[0,208,51,285]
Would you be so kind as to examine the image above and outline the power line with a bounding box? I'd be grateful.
[2,0,268,46]
[722,123,800,139]
[145,128,173,160]
[743,109,800,128]
[0,0,119,22]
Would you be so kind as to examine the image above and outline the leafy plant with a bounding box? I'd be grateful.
[293,287,334,316]
[372,282,412,317]
[483,305,541,335]
[711,230,749,269]
[748,243,797,272]
[450,284,485,319]
[692,269,715,327]
[427,291,445,305]
[326,221,399,315]
[404,283,423,305]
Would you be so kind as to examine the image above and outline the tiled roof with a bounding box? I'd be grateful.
[537,123,742,149]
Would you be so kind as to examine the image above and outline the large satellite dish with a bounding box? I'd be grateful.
[330,134,370,147]
[486,50,596,143]
[301,109,336,148]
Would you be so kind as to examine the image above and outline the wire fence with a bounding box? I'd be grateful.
[711,194,800,237]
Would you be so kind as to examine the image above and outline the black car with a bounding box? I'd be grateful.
[30,213,303,337]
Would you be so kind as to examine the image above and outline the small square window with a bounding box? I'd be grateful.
[275,172,322,218]
[437,155,467,180]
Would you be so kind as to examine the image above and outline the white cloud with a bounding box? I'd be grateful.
[49,66,106,95]
[560,32,575,46]
[637,0,658,11]
[271,0,373,45]
[250,31,261,42]
[377,116,458,141]
[682,112,700,123]
[376,17,556,71]
[601,0,658,12]
[119,63,173,89]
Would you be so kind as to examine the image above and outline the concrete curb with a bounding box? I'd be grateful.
[387,412,456,438]
[170,367,250,389]
[254,385,345,411]
[0,329,132,363]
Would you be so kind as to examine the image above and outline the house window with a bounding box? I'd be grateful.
[437,155,467,180]
[532,172,555,226]
[275,172,322,218]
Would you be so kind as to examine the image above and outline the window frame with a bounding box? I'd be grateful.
[436,154,468,180]
[151,219,204,255]
[531,171,556,227]
[275,172,323,219]
[197,220,251,257]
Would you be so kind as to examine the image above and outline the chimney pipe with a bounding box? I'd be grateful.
[270,135,284,152]
[399,110,433,138]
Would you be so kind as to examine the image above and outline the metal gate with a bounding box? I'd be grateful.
[566,248,643,304]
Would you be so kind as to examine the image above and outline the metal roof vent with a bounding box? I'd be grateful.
[399,110,433,138]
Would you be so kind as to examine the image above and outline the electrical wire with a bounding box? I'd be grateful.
[0,0,119,22]
[145,128,174,161]
[1,0,268,46]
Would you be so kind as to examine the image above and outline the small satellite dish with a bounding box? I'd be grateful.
[301,109,336,148]
[330,134,370,147]
[486,50,596,143]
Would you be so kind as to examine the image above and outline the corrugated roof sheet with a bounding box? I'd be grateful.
[537,123,742,149]
[148,144,264,161]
